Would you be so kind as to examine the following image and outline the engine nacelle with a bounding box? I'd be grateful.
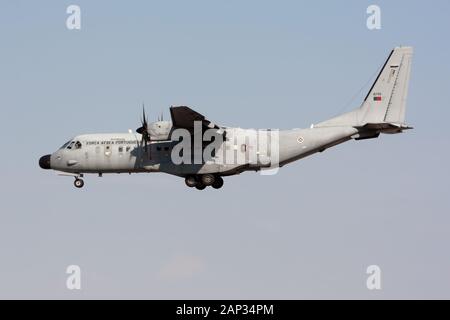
[148,121,173,141]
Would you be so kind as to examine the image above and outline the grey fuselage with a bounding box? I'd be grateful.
[49,123,359,178]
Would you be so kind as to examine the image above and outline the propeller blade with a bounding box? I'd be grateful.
[142,106,147,126]
[136,104,149,135]
[136,104,151,155]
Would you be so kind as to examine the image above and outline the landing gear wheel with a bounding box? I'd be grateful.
[195,183,206,190]
[212,176,224,189]
[185,176,197,188]
[74,178,84,189]
[201,174,215,186]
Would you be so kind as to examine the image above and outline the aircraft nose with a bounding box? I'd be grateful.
[39,154,51,170]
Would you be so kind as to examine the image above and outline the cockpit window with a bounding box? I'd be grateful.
[60,141,71,149]
[66,141,75,150]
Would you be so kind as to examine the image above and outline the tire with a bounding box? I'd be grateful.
[185,176,197,188]
[212,176,224,189]
[201,174,215,186]
[74,179,84,188]
[195,183,206,190]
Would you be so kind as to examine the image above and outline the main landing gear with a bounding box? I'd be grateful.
[185,174,224,190]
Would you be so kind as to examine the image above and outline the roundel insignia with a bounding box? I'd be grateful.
[297,136,304,144]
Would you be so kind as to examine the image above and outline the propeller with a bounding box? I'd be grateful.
[136,105,151,153]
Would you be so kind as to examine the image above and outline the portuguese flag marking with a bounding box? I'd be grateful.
[373,95,382,102]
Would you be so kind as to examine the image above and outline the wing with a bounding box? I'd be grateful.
[169,106,222,132]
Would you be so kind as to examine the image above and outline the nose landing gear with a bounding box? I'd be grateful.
[74,177,84,188]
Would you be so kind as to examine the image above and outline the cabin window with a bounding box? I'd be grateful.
[126,146,131,152]
[164,146,169,151]
[105,145,111,157]
[74,141,82,149]
[157,146,162,151]
[118,146,123,153]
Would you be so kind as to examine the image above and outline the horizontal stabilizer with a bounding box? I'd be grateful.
[355,122,413,133]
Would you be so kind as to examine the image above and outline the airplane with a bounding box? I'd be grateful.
[39,46,413,190]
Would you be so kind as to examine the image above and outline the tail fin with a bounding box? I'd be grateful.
[360,46,413,125]
[316,47,413,129]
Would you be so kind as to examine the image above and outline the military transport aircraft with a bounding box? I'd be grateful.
[39,47,413,190]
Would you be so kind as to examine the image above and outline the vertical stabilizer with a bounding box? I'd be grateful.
[316,47,413,128]
[360,46,413,125]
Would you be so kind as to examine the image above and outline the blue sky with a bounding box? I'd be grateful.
[0,0,449,298]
